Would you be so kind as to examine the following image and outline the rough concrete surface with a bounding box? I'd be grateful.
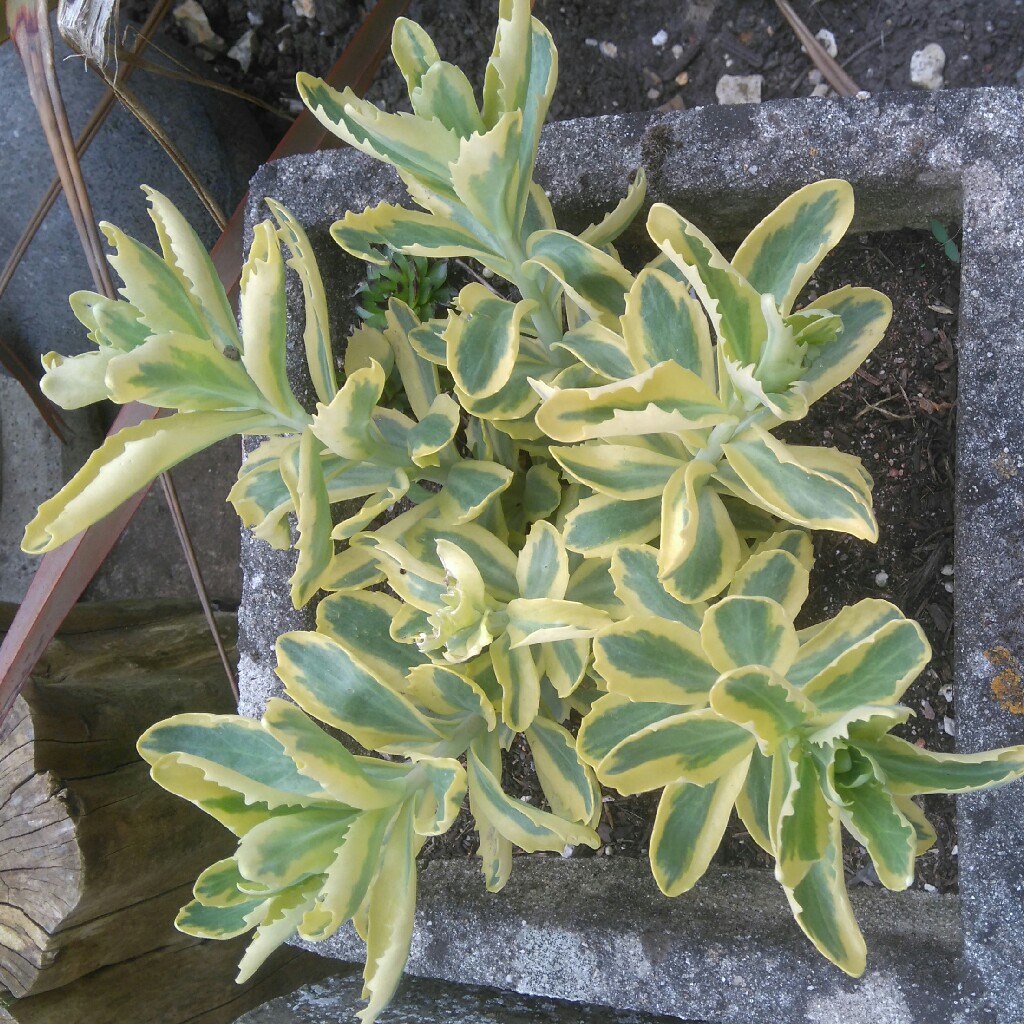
[235,964,694,1024]
[0,17,265,606]
[294,859,963,1024]
[0,378,100,603]
[240,88,1024,1022]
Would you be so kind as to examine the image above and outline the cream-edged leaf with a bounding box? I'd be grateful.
[731,179,854,315]
[710,666,813,750]
[594,614,717,705]
[647,203,767,365]
[722,426,877,540]
[105,331,264,411]
[551,442,680,500]
[622,266,714,385]
[700,595,799,675]
[802,618,930,714]
[240,221,306,422]
[526,716,600,824]
[143,186,239,349]
[799,286,893,405]
[297,75,461,194]
[536,359,728,443]
[859,736,1024,795]
[467,747,600,853]
[651,758,749,896]
[516,520,569,600]
[598,708,755,795]
[267,198,337,404]
[659,460,742,603]
[610,545,703,629]
[729,545,810,619]
[23,410,272,555]
[526,230,634,328]
[580,168,647,249]
[445,285,531,398]
[563,493,661,557]
[276,631,443,755]
[576,692,682,768]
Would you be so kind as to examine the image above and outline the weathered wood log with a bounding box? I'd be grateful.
[0,937,334,1024]
[0,603,240,998]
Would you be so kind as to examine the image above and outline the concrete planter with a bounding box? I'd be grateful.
[240,88,1024,1023]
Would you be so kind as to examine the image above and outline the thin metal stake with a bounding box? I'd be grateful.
[158,471,238,701]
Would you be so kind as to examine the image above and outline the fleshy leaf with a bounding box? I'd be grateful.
[23,410,273,554]
[526,716,599,824]
[593,614,717,704]
[526,230,634,328]
[467,748,600,852]
[722,426,877,541]
[659,460,742,603]
[268,198,337,404]
[710,666,813,749]
[650,758,749,896]
[700,596,799,675]
[276,632,443,755]
[563,493,662,557]
[535,360,728,443]
[551,442,680,500]
[598,708,755,795]
[859,735,1024,795]
[621,266,714,385]
[800,286,893,406]
[647,203,767,365]
[731,179,854,316]
[801,618,930,714]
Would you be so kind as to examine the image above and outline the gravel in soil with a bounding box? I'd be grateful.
[144,1,1024,145]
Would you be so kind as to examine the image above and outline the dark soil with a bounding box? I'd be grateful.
[144,1,1024,144]
[140,0,991,892]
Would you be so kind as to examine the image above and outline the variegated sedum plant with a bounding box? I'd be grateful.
[21,0,1024,1018]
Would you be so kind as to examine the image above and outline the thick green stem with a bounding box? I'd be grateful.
[503,241,563,350]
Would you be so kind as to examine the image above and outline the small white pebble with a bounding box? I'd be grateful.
[599,40,618,58]
[585,37,598,46]
[943,581,954,593]
[672,43,683,58]
[943,716,956,736]
[923,883,938,893]
[482,267,494,278]
[604,845,614,856]
[875,571,889,586]
[561,844,574,858]
[651,29,668,47]
[940,683,954,702]
[855,90,871,100]
[815,28,838,58]
[941,564,954,576]
[951,844,958,856]
[647,87,661,99]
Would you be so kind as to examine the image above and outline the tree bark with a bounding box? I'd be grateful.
[0,603,238,998]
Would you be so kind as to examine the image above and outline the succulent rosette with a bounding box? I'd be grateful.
[581,531,1024,974]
